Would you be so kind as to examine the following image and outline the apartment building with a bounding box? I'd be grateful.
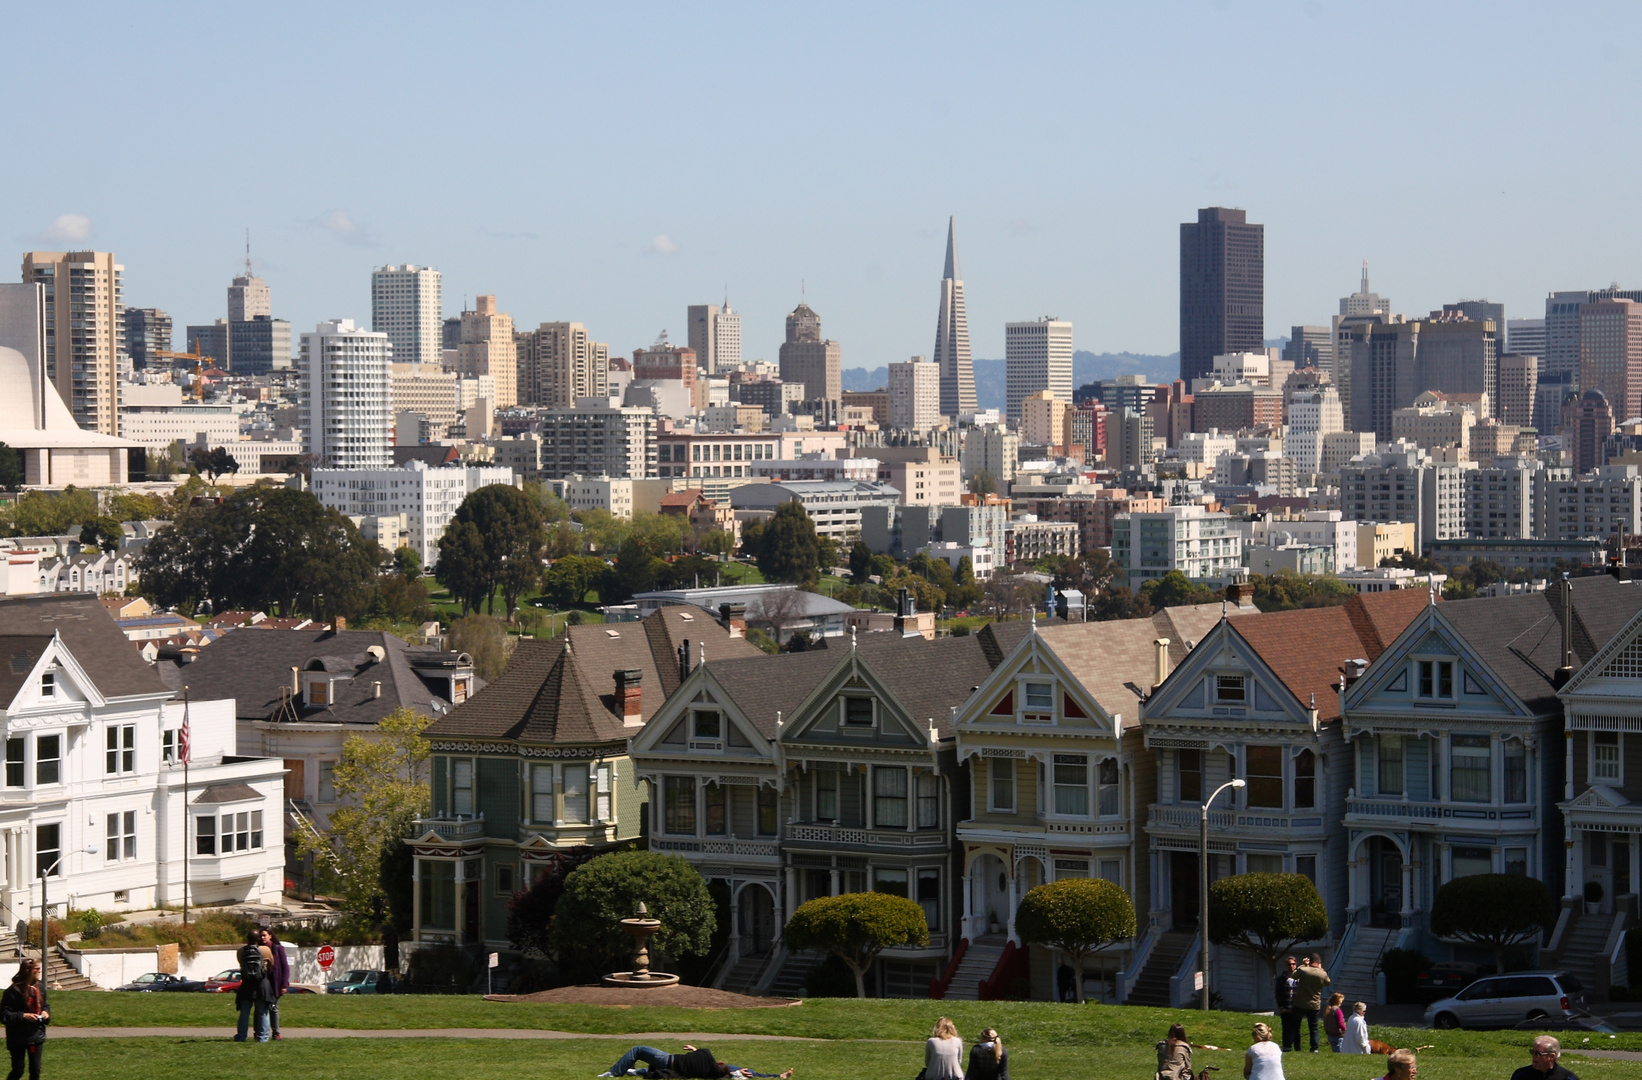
[1339,445,1474,553]
[299,320,393,470]
[454,295,517,408]
[22,250,124,436]
[537,403,655,481]
[1109,505,1244,588]
[517,322,610,408]
[371,265,442,366]
[310,460,517,567]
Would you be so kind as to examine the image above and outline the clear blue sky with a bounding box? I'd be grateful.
[8,2,1642,368]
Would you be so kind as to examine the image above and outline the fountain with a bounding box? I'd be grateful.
[600,901,680,988]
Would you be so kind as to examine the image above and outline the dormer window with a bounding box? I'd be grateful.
[1215,674,1245,703]
[309,679,329,706]
[692,711,721,739]
[844,697,874,727]
[1024,682,1053,711]
[1418,660,1454,699]
[40,671,54,699]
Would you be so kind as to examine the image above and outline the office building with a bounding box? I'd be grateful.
[1110,504,1243,587]
[228,316,291,375]
[888,355,941,432]
[734,376,805,421]
[729,480,901,542]
[455,295,517,409]
[1343,315,1496,438]
[687,302,741,375]
[228,272,270,323]
[1286,386,1343,475]
[1443,299,1504,329]
[22,250,125,436]
[517,322,610,408]
[311,460,516,568]
[1570,389,1615,476]
[1542,465,1642,541]
[124,308,171,370]
[1507,318,1546,358]
[299,319,393,470]
[933,217,977,417]
[1179,207,1264,383]
[537,402,655,480]
[632,336,701,409]
[1496,354,1538,430]
[1339,445,1474,552]
[186,320,228,365]
[1391,393,1477,459]
[1020,390,1071,449]
[1004,317,1073,423]
[1418,315,1498,414]
[1283,325,1332,374]
[1076,374,1155,413]
[778,304,841,406]
[960,425,1019,489]
[1191,383,1283,433]
[441,316,462,352]
[1545,288,1642,381]
[371,264,442,366]
[1106,408,1156,470]
[1320,431,1375,475]
[1340,263,1392,318]
[1578,298,1642,422]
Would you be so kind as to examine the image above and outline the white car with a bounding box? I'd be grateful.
[1424,970,1585,1029]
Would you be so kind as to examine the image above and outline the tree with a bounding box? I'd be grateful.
[370,573,433,625]
[3,487,98,537]
[815,534,840,575]
[145,443,182,482]
[1139,570,1217,611]
[603,536,666,604]
[188,446,240,483]
[969,469,997,496]
[848,541,874,584]
[699,528,737,559]
[755,501,820,586]
[550,851,717,982]
[0,444,21,492]
[292,706,431,918]
[77,515,124,553]
[1429,873,1556,975]
[450,614,513,682]
[436,485,547,618]
[392,546,423,578]
[1014,878,1137,1003]
[1208,873,1329,1008]
[784,892,930,998]
[540,554,607,609]
[504,846,599,957]
[435,521,490,614]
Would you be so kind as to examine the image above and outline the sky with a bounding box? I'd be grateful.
[7,1,1642,370]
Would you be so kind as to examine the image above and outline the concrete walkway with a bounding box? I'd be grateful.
[55,1027,835,1041]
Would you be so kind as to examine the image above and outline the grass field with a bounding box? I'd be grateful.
[40,992,1640,1080]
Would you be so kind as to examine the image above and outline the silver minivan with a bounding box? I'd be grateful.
[1425,970,1585,1029]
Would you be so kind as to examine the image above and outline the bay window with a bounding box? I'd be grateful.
[1451,735,1491,802]
[1053,754,1089,816]
[874,767,908,828]
[664,776,696,834]
[1245,745,1283,808]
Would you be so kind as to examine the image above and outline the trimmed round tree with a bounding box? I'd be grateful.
[1014,878,1137,1003]
[549,851,717,983]
[1430,873,1556,975]
[784,892,930,998]
[1208,872,1329,1008]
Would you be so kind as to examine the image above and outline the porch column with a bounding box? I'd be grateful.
[1565,728,1578,900]
[829,868,840,896]
[453,861,467,944]
[961,860,973,937]
[728,883,742,963]
[1568,831,1583,903]
[1006,862,1020,944]
[783,866,798,929]
[1400,858,1414,925]
[411,859,422,942]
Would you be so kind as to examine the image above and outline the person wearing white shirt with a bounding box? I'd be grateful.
[1343,1002,1372,1055]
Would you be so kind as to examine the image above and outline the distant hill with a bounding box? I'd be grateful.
[841,351,1177,411]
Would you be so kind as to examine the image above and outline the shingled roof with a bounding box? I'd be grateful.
[428,607,767,745]
[0,593,170,699]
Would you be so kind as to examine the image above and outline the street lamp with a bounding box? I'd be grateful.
[1200,777,1246,1012]
[39,845,99,963]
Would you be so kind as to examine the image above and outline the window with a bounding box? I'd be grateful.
[1024,682,1053,710]
[106,725,135,775]
[1247,853,1284,874]
[195,815,216,856]
[162,730,176,763]
[1053,754,1089,816]
[309,678,329,706]
[40,671,54,698]
[4,739,21,787]
[664,776,695,834]
[1295,854,1317,884]
[420,860,455,930]
[1097,758,1120,817]
[106,811,136,861]
[1054,858,1089,879]
[757,785,778,836]
[705,783,726,835]
[35,735,59,786]
[1451,735,1491,802]
[562,765,589,823]
[1505,847,1528,877]
[692,710,721,739]
[451,760,474,815]
[1418,659,1454,698]
[496,863,516,896]
[1594,732,1620,783]
[874,767,908,828]
[816,771,838,820]
[917,868,941,929]
[36,823,60,877]
[1294,749,1316,809]
[844,697,874,727]
[1098,859,1122,886]
[1451,845,1492,879]
[1177,749,1202,803]
[1504,740,1527,802]
[874,868,908,897]
[917,771,940,829]
[531,765,554,823]
[226,812,250,852]
[989,760,1015,813]
[1245,746,1283,808]
[251,810,263,849]
[1377,734,1404,796]
[596,764,611,821]
[1215,674,1246,702]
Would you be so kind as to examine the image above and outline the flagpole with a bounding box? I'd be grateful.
[182,686,191,927]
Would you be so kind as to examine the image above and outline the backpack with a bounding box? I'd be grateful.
[238,943,266,985]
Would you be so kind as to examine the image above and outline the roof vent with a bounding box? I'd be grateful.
[365,645,386,664]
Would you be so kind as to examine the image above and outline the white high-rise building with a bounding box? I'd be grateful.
[687,303,742,374]
[311,460,518,568]
[300,319,393,469]
[371,265,442,366]
[1287,386,1344,475]
[888,355,940,432]
[228,274,270,322]
[1004,317,1073,423]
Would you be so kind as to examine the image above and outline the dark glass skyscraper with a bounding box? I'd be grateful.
[1179,207,1264,383]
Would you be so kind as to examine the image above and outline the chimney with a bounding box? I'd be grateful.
[1226,581,1257,610]
[678,639,691,682]
[290,666,299,696]
[1153,638,1171,691]
[1343,658,1369,685]
[334,616,347,632]
[614,668,643,723]
[719,603,747,638]
[1554,576,1576,688]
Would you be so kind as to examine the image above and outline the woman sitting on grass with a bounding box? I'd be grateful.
[925,1017,964,1080]
[1155,1024,1191,1080]
[1244,1022,1283,1080]
[964,1026,1007,1080]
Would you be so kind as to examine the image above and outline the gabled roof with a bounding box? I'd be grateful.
[0,593,169,699]
[428,607,766,745]
[0,634,55,703]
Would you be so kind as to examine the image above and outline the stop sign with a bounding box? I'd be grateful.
[317,945,335,970]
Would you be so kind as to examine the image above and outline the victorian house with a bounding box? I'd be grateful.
[1137,589,1429,1010]
[410,607,763,946]
[951,603,1227,1003]
[1340,576,1642,1001]
[629,620,997,998]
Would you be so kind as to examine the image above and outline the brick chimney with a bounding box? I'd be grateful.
[614,668,643,724]
[1225,581,1256,610]
[719,603,747,638]
[334,616,347,631]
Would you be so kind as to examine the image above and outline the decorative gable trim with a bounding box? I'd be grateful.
[1343,606,1533,721]
[1561,602,1642,698]
[628,666,773,762]
[1142,621,1310,726]
[952,626,1116,741]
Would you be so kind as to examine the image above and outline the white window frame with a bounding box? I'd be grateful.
[562,763,590,824]
[1052,753,1090,818]
[1021,679,1055,723]
[841,696,876,731]
[1416,658,1456,700]
[106,810,137,862]
[1592,732,1622,785]
[530,763,555,825]
[988,759,1016,813]
[1214,673,1246,703]
[106,724,136,776]
[450,758,475,816]
[1096,757,1120,818]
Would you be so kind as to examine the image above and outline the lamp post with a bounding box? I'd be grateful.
[1200,777,1245,1012]
[39,845,100,964]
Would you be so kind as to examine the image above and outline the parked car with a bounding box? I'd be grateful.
[1426,970,1586,1029]
[201,969,242,993]
[1413,961,1485,1001]
[325,969,384,994]
[114,972,200,993]
[1515,1011,1617,1034]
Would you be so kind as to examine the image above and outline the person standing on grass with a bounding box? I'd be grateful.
[1243,1022,1284,1080]
[1154,1023,1191,1080]
[1323,992,1346,1053]
[965,1026,1007,1080]
[233,929,275,1043]
[1510,1036,1578,1080]
[1342,1002,1371,1055]
[1,959,47,1080]
[1291,953,1331,1053]
[925,1016,964,1080]
[1273,956,1299,1051]
[261,928,289,1041]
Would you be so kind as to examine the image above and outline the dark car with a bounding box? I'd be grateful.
[114,972,199,992]
[201,968,242,993]
[1414,961,1484,1001]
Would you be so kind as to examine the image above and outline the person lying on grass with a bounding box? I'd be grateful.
[599,1044,794,1080]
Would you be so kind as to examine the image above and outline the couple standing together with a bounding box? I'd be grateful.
[1272,954,1331,1053]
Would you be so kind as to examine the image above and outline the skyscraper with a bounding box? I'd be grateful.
[1282,325,1333,373]
[1340,263,1391,317]
[1179,207,1263,383]
[933,217,976,418]
[779,303,841,406]
[1506,318,1546,358]
[228,272,270,322]
[516,322,610,407]
[299,319,392,469]
[687,302,742,374]
[22,250,124,436]
[1579,298,1642,422]
[1545,287,1642,381]
[124,308,171,369]
[371,264,443,365]
[1004,317,1073,423]
[456,295,517,408]
[888,355,940,432]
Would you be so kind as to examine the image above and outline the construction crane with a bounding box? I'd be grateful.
[151,348,217,400]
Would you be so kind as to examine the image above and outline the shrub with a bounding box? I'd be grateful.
[1431,874,1556,974]
[76,911,252,958]
[1207,873,1329,1009]
[549,851,717,983]
[803,954,859,998]
[404,942,482,993]
[784,892,930,998]
[1377,947,1432,1004]
[73,909,105,940]
[1014,878,1137,1003]
[22,919,67,950]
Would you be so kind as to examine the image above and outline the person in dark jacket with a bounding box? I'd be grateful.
[1,959,47,1080]
[599,1045,736,1079]
[1273,955,1299,1051]
[965,1027,1008,1080]
[260,929,289,1041]
[233,930,275,1043]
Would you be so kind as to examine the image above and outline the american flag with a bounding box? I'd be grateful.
[179,692,192,765]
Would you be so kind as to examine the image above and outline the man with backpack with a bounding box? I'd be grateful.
[233,929,275,1043]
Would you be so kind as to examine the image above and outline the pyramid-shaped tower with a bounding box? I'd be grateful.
[933,217,976,418]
